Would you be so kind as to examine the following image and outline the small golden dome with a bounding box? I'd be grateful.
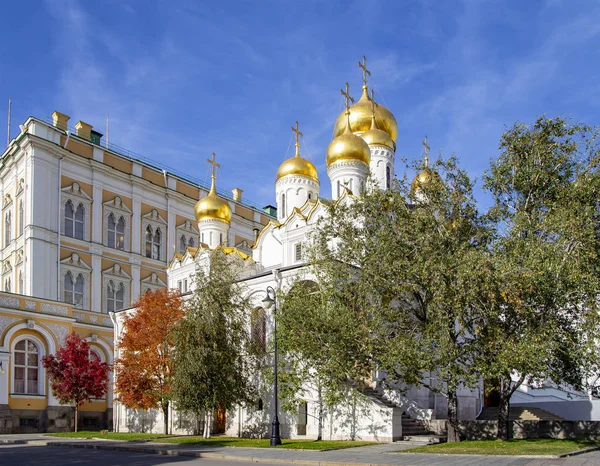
[411,168,441,192]
[276,144,319,182]
[361,114,394,150]
[326,112,371,167]
[195,176,232,224]
[332,86,398,145]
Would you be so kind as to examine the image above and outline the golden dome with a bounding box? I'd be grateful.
[276,143,319,182]
[411,152,442,194]
[326,112,371,167]
[332,86,398,145]
[195,175,232,224]
[361,114,394,150]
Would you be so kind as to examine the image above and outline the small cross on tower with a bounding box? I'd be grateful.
[340,82,355,112]
[291,121,303,147]
[207,152,220,179]
[358,55,371,88]
[422,136,430,167]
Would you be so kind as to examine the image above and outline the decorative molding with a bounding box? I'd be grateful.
[102,263,131,280]
[61,182,92,201]
[2,193,12,209]
[141,272,166,288]
[2,260,12,276]
[0,295,19,308]
[176,219,198,234]
[60,253,92,270]
[40,303,69,317]
[72,311,86,323]
[15,249,24,266]
[25,300,36,311]
[46,323,69,346]
[27,319,35,329]
[102,317,113,327]
[89,315,99,325]
[0,316,18,336]
[102,196,132,214]
[142,208,167,224]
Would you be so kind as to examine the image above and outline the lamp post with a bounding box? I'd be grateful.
[262,286,282,446]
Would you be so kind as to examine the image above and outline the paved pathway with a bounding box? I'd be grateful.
[2,434,600,465]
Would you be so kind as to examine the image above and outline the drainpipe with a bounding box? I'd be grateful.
[56,131,69,299]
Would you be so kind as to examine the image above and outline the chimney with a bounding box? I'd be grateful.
[75,121,93,141]
[52,111,70,131]
[232,188,243,203]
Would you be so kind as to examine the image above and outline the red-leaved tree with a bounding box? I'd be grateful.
[42,332,110,432]
[114,288,184,434]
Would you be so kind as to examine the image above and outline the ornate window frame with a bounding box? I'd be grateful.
[141,272,167,295]
[103,196,131,252]
[61,183,92,242]
[142,209,167,262]
[102,263,131,313]
[60,253,92,310]
[11,334,46,396]
[176,220,199,254]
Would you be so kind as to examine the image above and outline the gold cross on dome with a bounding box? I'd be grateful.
[358,55,371,87]
[291,121,303,146]
[207,152,220,178]
[340,82,355,112]
[422,136,430,167]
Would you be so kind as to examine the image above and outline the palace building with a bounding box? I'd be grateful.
[0,111,272,432]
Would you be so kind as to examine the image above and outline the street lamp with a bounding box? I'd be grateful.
[262,286,282,446]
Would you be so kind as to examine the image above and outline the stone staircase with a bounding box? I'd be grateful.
[477,406,563,421]
[361,387,446,443]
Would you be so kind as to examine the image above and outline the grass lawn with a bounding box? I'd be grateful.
[44,432,374,450]
[402,438,600,456]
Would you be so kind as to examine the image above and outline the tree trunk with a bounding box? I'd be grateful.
[203,411,211,439]
[446,389,460,443]
[162,402,169,435]
[74,404,78,433]
[497,395,510,440]
[317,384,323,441]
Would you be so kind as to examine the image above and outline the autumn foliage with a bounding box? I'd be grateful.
[42,332,110,432]
[115,288,184,434]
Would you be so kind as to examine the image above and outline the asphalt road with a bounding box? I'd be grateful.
[0,444,293,466]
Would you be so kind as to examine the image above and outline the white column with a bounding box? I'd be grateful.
[132,200,141,255]
[91,254,102,312]
[131,264,140,304]
[167,200,176,262]
[0,351,9,404]
[92,185,103,243]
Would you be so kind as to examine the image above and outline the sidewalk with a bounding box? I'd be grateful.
[1,434,600,465]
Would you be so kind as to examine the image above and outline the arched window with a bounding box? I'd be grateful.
[386,165,391,190]
[74,204,85,239]
[281,193,286,218]
[107,213,116,248]
[14,339,39,394]
[201,233,204,243]
[145,225,153,258]
[18,200,24,237]
[64,272,84,308]
[65,201,74,237]
[153,229,161,260]
[219,233,223,245]
[18,271,23,294]
[4,277,11,292]
[5,210,11,246]
[251,307,267,353]
[115,216,125,250]
[188,237,195,248]
[107,280,125,312]
[179,235,187,254]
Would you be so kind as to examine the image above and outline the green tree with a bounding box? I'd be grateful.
[285,155,489,443]
[480,116,600,439]
[170,250,256,438]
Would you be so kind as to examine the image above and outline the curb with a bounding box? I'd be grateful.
[558,444,600,458]
[44,441,382,466]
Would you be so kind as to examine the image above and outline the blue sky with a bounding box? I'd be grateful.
[1,0,599,210]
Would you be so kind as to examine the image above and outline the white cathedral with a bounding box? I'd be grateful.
[112,60,593,441]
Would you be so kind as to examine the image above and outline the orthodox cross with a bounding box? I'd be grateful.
[340,82,355,112]
[207,152,220,179]
[291,121,303,147]
[422,136,430,167]
[358,55,371,87]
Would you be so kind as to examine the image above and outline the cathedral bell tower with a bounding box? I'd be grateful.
[275,121,320,221]
[194,153,232,249]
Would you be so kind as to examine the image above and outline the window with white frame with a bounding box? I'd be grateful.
[188,237,195,248]
[18,270,23,294]
[4,277,11,292]
[64,271,84,308]
[295,243,302,262]
[5,210,11,247]
[64,200,85,240]
[386,165,391,190]
[145,226,162,260]
[179,235,187,254]
[13,339,40,394]
[107,213,126,251]
[18,199,24,237]
[106,280,125,312]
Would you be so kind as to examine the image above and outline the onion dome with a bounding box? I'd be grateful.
[276,140,319,183]
[326,111,371,167]
[332,86,398,145]
[360,94,395,151]
[195,154,232,224]
[411,137,442,193]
